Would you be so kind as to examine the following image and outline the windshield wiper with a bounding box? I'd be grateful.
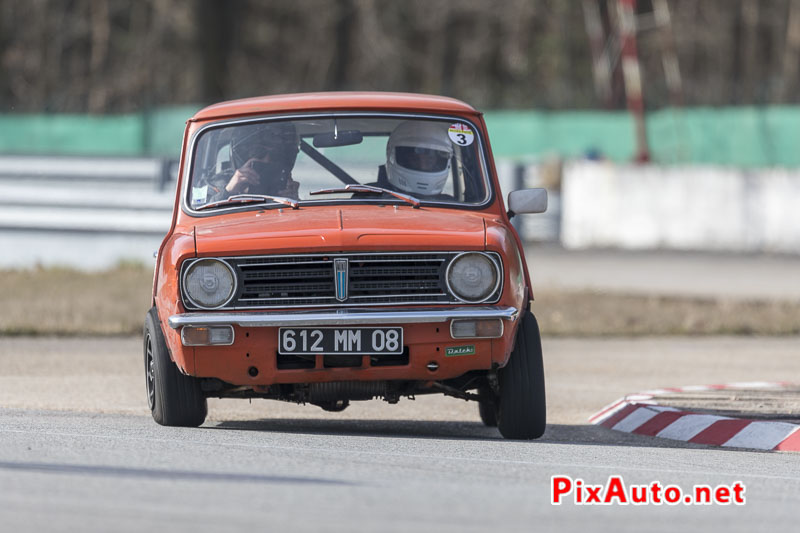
[196,193,299,211]
[309,184,420,208]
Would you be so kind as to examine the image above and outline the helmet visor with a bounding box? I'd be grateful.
[395,146,451,172]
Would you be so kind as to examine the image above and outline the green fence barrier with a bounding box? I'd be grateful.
[140,106,199,158]
[1,105,798,168]
[485,110,635,161]
[0,106,198,158]
[0,113,144,156]
[484,107,800,167]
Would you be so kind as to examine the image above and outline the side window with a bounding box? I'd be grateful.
[456,143,486,203]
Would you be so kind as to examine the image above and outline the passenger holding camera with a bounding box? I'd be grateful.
[206,121,301,203]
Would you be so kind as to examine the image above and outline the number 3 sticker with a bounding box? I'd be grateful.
[448,123,474,146]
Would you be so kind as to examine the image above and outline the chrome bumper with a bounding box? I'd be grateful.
[168,306,518,329]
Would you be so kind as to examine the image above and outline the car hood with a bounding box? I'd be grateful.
[193,206,487,255]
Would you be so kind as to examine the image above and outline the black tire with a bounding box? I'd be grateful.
[477,387,498,427]
[144,307,207,427]
[497,310,546,439]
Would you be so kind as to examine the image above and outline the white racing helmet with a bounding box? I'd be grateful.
[386,121,453,196]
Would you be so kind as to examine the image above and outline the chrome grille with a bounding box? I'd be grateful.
[348,256,445,300]
[237,256,335,307]
[181,252,501,310]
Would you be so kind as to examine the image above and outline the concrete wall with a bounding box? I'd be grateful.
[562,161,800,254]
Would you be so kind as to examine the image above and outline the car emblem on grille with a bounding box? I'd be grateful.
[334,258,348,302]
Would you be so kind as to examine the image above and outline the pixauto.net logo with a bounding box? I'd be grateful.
[551,475,745,506]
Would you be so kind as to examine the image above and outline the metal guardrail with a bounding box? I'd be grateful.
[0,156,557,269]
[0,155,178,188]
[0,156,177,236]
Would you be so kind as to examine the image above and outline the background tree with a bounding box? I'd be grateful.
[1,0,798,113]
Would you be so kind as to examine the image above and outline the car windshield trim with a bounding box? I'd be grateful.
[195,194,300,211]
[181,112,494,216]
[309,184,421,208]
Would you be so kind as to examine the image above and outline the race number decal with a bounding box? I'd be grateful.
[448,123,475,146]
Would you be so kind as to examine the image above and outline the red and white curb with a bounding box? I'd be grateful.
[589,382,800,452]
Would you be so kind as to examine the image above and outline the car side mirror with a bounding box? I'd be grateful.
[507,188,547,218]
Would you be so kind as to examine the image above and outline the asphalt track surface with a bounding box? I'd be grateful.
[2,335,800,531]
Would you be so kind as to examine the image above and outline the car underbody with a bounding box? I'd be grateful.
[198,369,495,409]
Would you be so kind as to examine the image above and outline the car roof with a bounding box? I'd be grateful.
[191,92,479,122]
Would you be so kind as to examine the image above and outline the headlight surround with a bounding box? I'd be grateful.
[183,258,236,309]
[446,252,501,303]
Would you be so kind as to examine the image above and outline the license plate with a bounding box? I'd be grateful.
[278,327,403,355]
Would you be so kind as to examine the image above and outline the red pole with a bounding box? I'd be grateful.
[618,0,650,162]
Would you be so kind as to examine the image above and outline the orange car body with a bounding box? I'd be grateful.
[152,92,535,393]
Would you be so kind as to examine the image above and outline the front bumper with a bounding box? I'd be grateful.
[168,306,519,328]
[166,306,519,386]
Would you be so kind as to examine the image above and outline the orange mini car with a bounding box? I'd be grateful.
[144,92,548,439]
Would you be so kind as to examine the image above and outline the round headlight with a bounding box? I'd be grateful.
[183,259,236,309]
[446,253,500,303]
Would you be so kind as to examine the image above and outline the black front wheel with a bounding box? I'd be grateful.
[144,307,207,427]
[496,310,546,440]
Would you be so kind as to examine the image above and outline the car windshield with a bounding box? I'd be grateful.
[187,115,490,210]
